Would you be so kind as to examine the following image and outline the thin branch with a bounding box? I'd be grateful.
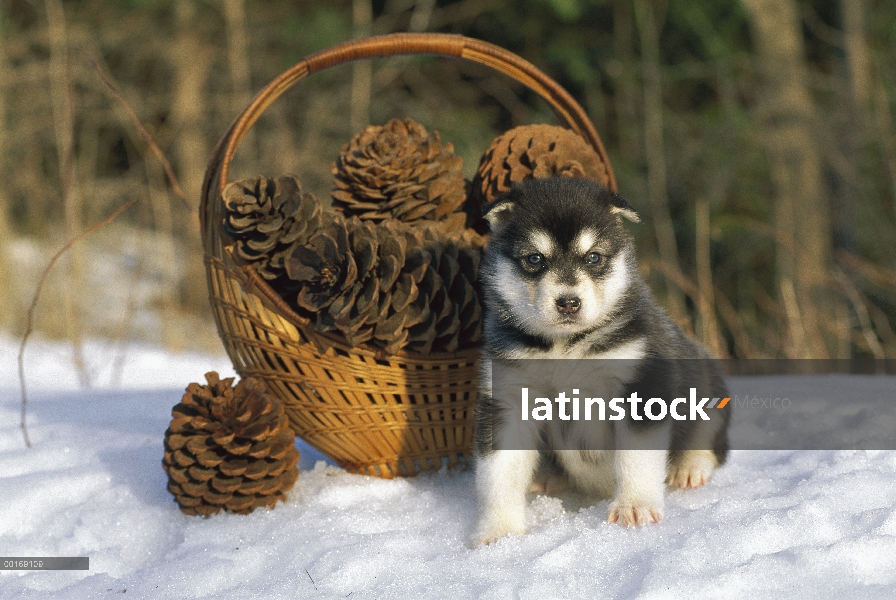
[84,49,193,215]
[648,257,762,358]
[351,0,373,132]
[695,196,723,357]
[429,0,503,28]
[713,285,762,359]
[304,569,318,592]
[871,59,896,212]
[46,0,91,388]
[644,260,699,332]
[836,249,896,292]
[18,199,137,448]
[866,297,896,356]
[408,0,436,32]
[833,268,884,359]
[634,0,685,320]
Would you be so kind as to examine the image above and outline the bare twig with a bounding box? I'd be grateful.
[837,249,896,292]
[18,199,137,448]
[83,49,192,215]
[429,0,503,28]
[46,0,90,388]
[371,0,502,33]
[351,0,373,131]
[109,252,144,388]
[779,279,802,357]
[304,569,318,592]
[646,259,729,357]
[695,196,723,357]
[408,0,437,31]
[834,268,885,360]
[713,286,761,359]
[866,298,896,356]
[222,0,256,163]
[871,60,896,212]
[634,0,685,320]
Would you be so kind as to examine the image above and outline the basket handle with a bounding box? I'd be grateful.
[202,33,616,238]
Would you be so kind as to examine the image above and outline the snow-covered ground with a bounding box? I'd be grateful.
[2,337,896,599]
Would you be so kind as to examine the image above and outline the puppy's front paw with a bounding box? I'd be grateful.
[607,499,663,527]
[528,471,568,496]
[667,450,717,489]
[473,517,527,546]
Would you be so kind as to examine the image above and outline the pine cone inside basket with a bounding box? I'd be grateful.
[470,124,611,210]
[222,175,322,281]
[379,222,486,354]
[162,373,300,516]
[285,212,368,313]
[284,211,486,354]
[331,118,467,227]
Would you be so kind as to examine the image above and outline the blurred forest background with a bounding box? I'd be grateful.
[1,0,895,377]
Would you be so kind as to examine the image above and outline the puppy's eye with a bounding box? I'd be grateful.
[585,251,602,264]
[526,253,545,266]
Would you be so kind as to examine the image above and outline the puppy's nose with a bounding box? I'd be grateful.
[556,296,581,314]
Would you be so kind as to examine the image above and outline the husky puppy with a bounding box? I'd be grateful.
[473,177,730,545]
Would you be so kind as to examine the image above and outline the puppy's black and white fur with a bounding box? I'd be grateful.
[473,178,730,545]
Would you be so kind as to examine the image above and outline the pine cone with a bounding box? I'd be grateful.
[162,373,300,516]
[332,118,466,225]
[372,221,486,355]
[315,216,382,345]
[285,213,360,312]
[470,124,611,211]
[285,213,485,355]
[222,175,322,281]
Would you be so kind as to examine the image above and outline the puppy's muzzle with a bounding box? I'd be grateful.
[555,296,581,315]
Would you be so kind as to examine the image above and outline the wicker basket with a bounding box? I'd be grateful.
[200,33,616,478]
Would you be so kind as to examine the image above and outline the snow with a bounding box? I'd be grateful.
[2,337,896,599]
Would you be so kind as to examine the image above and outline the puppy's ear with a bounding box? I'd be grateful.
[610,194,640,223]
[482,199,516,234]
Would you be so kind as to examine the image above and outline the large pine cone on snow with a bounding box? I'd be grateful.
[470,124,611,211]
[222,175,322,282]
[162,373,300,516]
[331,118,466,226]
